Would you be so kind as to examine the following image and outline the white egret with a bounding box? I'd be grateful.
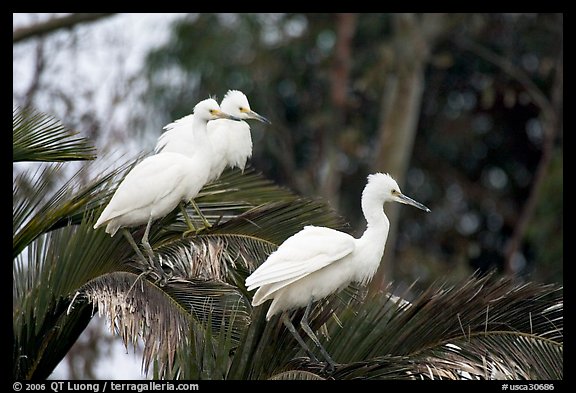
[206,89,270,181]
[155,90,270,182]
[94,99,239,265]
[245,172,430,368]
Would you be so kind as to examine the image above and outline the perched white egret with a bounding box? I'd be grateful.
[155,90,270,182]
[245,172,430,368]
[206,90,270,181]
[94,99,238,265]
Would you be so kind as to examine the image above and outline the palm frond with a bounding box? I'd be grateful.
[13,158,135,258]
[199,166,297,207]
[304,273,563,380]
[13,106,96,162]
[269,370,326,380]
[427,334,564,380]
[161,167,342,232]
[216,273,562,380]
[280,355,418,379]
[162,278,251,344]
[166,300,245,380]
[79,271,249,379]
[227,304,305,379]
[154,198,348,287]
[283,334,563,380]
[13,298,94,380]
[13,215,131,379]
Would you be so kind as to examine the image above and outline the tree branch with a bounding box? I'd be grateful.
[330,13,356,111]
[456,36,554,121]
[13,13,117,43]
[456,34,562,276]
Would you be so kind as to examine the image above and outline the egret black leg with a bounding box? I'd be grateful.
[122,229,149,265]
[122,229,163,283]
[281,312,319,362]
[140,216,167,278]
[141,216,155,261]
[300,301,336,370]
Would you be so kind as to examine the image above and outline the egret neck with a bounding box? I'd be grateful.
[354,182,391,285]
[191,113,212,155]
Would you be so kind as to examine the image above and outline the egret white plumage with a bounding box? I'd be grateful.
[155,90,270,182]
[94,98,238,266]
[245,172,430,368]
[154,113,197,156]
[206,90,270,180]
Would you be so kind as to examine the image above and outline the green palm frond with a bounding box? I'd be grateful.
[269,370,326,380]
[13,107,96,162]
[82,194,347,378]
[13,161,345,380]
[154,198,348,289]
[223,288,365,380]
[166,300,246,380]
[13,298,94,380]
[159,166,343,233]
[163,278,251,343]
[13,158,135,258]
[227,302,296,379]
[281,333,562,380]
[314,273,562,380]
[179,273,562,380]
[13,215,131,379]
[198,166,297,207]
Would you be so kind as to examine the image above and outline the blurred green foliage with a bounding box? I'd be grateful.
[142,13,562,286]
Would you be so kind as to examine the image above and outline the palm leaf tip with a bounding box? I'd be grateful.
[320,273,562,380]
[13,106,96,162]
[79,271,251,379]
[79,272,189,376]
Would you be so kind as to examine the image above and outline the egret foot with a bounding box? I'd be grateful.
[182,226,207,237]
[320,360,336,374]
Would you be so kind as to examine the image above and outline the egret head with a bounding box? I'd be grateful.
[194,98,241,122]
[367,173,430,212]
[221,90,271,124]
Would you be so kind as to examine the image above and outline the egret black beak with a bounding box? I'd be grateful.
[213,110,242,122]
[246,110,271,125]
[397,193,430,212]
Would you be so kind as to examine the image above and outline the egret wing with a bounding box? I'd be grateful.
[245,225,355,291]
[155,115,195,154]
[96,155,187,223]
[154,130,173,153]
